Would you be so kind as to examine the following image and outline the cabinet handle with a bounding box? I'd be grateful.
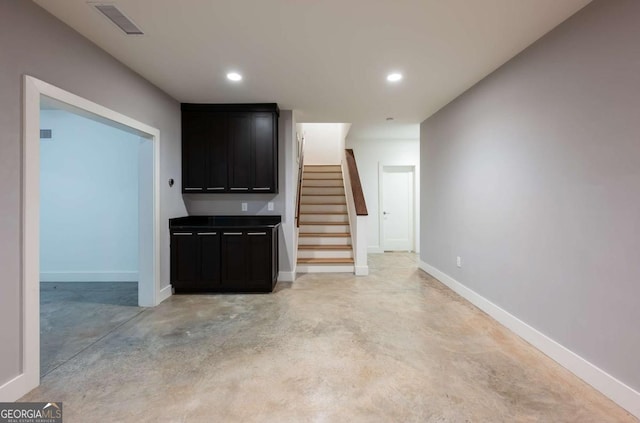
[223,232,242,236]
[173,232,193,236]
[206,187,225,190]
[247,232,266,236]
[197,232,217,236]
[230,187,249,191]
[184,188,202,191]
[252,187,271,191]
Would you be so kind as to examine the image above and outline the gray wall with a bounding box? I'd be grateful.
[420,0,640,391]
[184,110,298,275]
[0,0,185,386]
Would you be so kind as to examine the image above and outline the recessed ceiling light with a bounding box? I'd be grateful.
[226,72,242,82]
[386,73,403,82]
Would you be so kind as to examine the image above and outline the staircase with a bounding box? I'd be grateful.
[297,165,355,273]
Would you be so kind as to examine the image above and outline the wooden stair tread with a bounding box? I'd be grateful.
[304,166,342,173]
[299,222,349,225]
[302,177,343,180]
[297,258,354,264]
[299,233,350,237]
[298,245,352,250]
[299,212,347,215]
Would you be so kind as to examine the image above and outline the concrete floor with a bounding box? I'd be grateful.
[24,254,636,422]
[40,282,141,376]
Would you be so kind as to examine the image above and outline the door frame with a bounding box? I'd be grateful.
[378,164,417,252]
[20,75,162,396]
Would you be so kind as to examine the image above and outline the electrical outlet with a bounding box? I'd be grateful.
[456,256,462,268]
[241,202,248,212]
[267,202,274,211]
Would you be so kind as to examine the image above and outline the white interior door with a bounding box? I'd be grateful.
[381,166,414,251]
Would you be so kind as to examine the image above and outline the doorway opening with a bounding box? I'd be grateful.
[39,98,150,376]
[379,165,416,252]
[21,76,162,395]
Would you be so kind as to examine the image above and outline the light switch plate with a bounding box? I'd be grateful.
[268,202,274,211]
[241,202,248,212]
[456,256,462,268]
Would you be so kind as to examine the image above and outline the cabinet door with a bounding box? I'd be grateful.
[252,113,275,192]
[227,113,252,191]
[198,232,221,288]
[171,233,200,290]
[246,231,272,288]
[221,232,247,287]
[182,111,209,192]
[205,112,228,192]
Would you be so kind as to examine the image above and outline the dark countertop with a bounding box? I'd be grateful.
[169,215,282,230]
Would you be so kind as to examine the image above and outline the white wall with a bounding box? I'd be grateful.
[39,109,140,282]
[420,0,640,414]
[0,0,184,392]
[345,137,420,253]
[301,123,350,165]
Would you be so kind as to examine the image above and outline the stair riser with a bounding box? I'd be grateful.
[299,214,349,223]
[300,225,350,234]
[298,237,351,246]
[296,265,355,273]
[298,250,353,259]
[304,165,342,172]
[301,187,345,195]
[300,204,348,213]
[301,195,345,204]
[304,172,342,180]
[303,179,343,187]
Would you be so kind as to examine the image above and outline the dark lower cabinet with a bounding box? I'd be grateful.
[221,230,275,291]
[170,219,279,293]
[170,231,221,293]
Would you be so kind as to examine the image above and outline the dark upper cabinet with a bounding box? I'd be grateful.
[182,111,228,192]
[182,111,209,192]
[252,113,276,191]
[227,112,252,191]
[207,112,228,192]
[181,104,279,193]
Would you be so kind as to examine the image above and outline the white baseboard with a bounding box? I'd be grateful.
[158,284,172,304]
[278,271,296,282]
[355,265,369,276]
[368,246,384,254]
[418,260,640,419]
[40,271,138,282]
[0,373,36,402]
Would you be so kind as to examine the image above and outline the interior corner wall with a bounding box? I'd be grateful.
[420,0,640,393]
[39,109,140,282]
[0,0,185,390]
[300,123,344,165]
[183,110,297,276]
[346,138,420,253]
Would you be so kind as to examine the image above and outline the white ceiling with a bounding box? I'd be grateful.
[34,0,591,140]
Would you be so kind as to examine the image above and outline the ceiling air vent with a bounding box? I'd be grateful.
[93,4,144,35]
